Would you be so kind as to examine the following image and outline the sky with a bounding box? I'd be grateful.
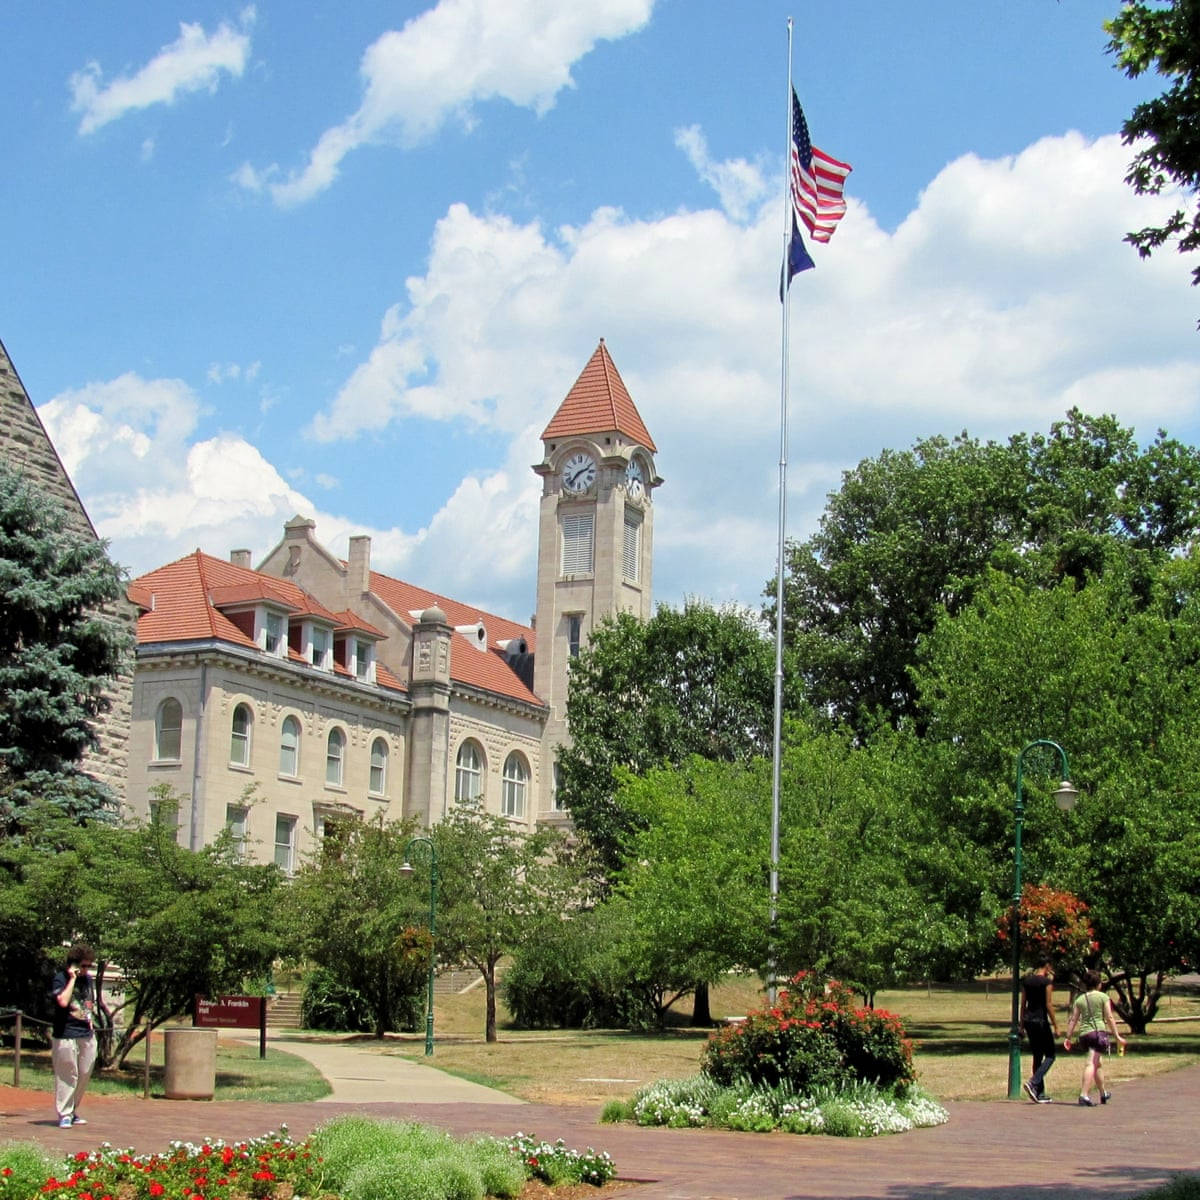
[5,1,1199,628]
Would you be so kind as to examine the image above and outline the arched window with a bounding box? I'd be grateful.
[369,737,388,795]
[279,715,301,777]
[455,740,484,805]
[325,727,345,787]
[155,698,182,760]
[501,752,528,818]
[230,703,252,767]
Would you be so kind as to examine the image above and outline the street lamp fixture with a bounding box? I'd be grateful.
[1008,740,1077,1100]
[400,836,438,1057]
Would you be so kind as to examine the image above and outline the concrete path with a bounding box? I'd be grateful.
[3,1040,1199,1200]
[239,1033,523,1105]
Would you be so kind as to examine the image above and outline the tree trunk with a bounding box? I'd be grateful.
[1106,967,1163,1035]
[691,982,712,1025]
[485,967,497,1043]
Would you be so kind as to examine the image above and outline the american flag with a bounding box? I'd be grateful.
[790,89,851,244]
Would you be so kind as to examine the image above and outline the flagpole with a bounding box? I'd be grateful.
[767,17,794,1005]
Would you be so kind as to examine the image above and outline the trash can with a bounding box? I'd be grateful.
[163,1028,217,1100]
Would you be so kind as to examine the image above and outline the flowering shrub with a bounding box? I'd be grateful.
[0,1144,57,1200]
[996,884,1095,974]
[701,973,915,1092]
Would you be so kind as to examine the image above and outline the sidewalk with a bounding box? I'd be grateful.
[3,1038,1198,1200]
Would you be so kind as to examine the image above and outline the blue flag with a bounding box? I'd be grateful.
[780,214,815,300]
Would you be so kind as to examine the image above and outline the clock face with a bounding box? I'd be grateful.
[562,451,597,493]
[625,457,646,499]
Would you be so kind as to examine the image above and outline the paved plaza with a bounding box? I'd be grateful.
[2,1035,1197,1200]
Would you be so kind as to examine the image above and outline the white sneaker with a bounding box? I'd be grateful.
[71,1115,87,1125]
[58,1116,73,1128]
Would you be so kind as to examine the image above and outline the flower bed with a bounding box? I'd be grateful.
[0,1120,616,1200]
[610,1075,948,1137]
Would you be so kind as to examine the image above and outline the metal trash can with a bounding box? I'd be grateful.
[163,1028,217,1100]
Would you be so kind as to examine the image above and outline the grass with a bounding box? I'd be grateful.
[0,1031,330,1102]
[372,973,1200,1105]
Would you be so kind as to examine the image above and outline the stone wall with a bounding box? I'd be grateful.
[0,337,133,804]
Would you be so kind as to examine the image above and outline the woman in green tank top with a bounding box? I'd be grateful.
[1063,968,1126,1107]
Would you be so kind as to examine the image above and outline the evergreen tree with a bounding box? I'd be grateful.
[0,461,130,825]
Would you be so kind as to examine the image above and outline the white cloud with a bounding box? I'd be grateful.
[44,130,1200,622]
[304,130,1200,614]
[70,8,255,135]
[236,0,654,206]
[674,124,770,222]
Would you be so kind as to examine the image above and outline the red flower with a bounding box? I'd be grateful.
[148,1185,165,1198]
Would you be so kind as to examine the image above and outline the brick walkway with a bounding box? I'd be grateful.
[3,1065,1198,1200]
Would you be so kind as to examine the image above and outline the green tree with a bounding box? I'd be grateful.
[285,814,428,1038]
[0,789,288,1066]
[614,757,770,1002]
[912,558,1200,1027]
[558,600,776,870]
[430,809,586,1042]
[1107,0,1200,304]
[0,462,131,824]
[774,412,1200,734]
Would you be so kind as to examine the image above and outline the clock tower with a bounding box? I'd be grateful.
[532,340,660,810]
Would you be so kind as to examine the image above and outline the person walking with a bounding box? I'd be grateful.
[1020,957,1059,1102]
[50,943,98,1128]
[1063,968,1126,1107]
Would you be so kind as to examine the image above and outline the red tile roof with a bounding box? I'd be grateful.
[130,551,405,695]
[366,571,542,707]
[541,339,657,452]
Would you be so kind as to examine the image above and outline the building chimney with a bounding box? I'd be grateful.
[348,535,371,595]
[230,549,252,568]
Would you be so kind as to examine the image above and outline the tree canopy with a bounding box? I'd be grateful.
[0,461,130,824]
[1107,0,1200,305]
[557,600,776,868]
[772,411,1200,734]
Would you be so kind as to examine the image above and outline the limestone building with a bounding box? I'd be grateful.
[0,337,134,803]
[126,340,660,865]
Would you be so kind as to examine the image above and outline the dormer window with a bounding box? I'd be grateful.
[263,611,284,656]
[353,638,374,682]
[309,625,333,671]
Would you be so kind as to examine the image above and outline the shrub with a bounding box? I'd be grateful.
[700,972,915,1092]
[502,909,657,1029]
[0,1142,59,1200]
[300,968,375,1032]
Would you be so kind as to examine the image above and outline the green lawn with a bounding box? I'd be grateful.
[1,1033,330,1103]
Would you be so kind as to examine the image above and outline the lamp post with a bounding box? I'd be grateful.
[400,836,438,1057]
[1007,740,1078,1100]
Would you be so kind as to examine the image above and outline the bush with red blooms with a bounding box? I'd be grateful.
[701,973,915,1093]
[996,884,1095,973]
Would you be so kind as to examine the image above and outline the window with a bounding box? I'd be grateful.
[623,510,642,582]
[230,703,252,767]
[354,639,372,681]
[502,752,528,819]
[455,740,483,805]
[274,814,297,874]
[567,614,583,659]
[325,727,345,787]
[155,698,182,760]
[311,627,332,670]
[561,512,594,575]
[263,611,284,656]
[225,804,249,858]
[279,715,301,776]
[369,737,388,795]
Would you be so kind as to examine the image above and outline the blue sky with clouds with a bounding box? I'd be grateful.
[4,1,1198,625]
